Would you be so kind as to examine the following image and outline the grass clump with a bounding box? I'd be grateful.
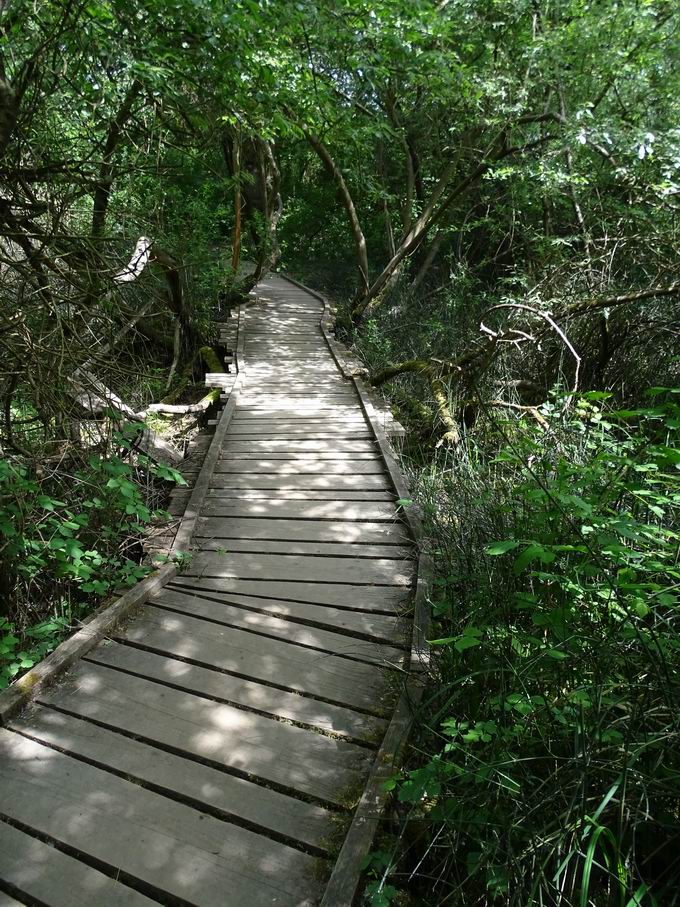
[371,390,680,906]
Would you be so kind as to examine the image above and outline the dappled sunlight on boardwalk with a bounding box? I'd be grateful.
[0,274,416,906]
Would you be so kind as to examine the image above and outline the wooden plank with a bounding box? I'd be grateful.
[239,396,354,403]
[232,418,367,428]
[220,439,379,453]
[223,430,375,441]
[242,394,356,402]
[243,331,322,338]
[171,576,410,612]
[185,552,413,585]
[246,359,334,366]
[213,460,385,475]
[201,498,400,519]
[116,609,391,713]
[197,538,411,558]
[234,405,363,415]
[87,640,384,743]
[205,489,396,502]
[246,322,321,330]
[231,417,369,426]
[165,583,406,643]
[210,474,390,489]
[10,703,333,850]
[37,660,374,798]
[0,894,25,907]
[0,817,158,906]
[219,450,382,460]
[243,386,352,394]
[0,729,322,906]
[222,436,378,457]
[244,344,330,351]
[196,517,407,543]
[150,590,406,667]
[246,350,330,359]
[0,895,26,906]
[240,388,351,395]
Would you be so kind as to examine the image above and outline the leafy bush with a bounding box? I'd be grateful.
[0,426,186,688]
[383,391,680,906]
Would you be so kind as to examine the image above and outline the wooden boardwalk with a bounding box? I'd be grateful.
[0,275,422,906]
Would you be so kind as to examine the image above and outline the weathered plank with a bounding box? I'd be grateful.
[185,552,413,585]
[0,729,323,906]
[12,701,335,851]
[196,517,407,543]
[150,590,406,666]
[222,430,376,441]
[165,583,406,642]
[36,661,372,802]
[88,639,384,743]
[201,498,400,519]
[213,459,385,475]
[116,608,393,711]
[197,538,411,558]
[222,437,376,457]
[234,404,363,414]
[232,415,368,425]
[230,420,370,430]
[205,489,396,503]
[210,474,390,489]
[219,450,382,460]
[0,817,158,906]
[171,576,410,612]
[247,382,351,391]
[220,439,379,453]
[0,893,25,907]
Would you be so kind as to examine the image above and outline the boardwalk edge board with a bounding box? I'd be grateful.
[172,301,248,553]
[0,564,177,726]
[279,272,432,905]
[0,305,248,727]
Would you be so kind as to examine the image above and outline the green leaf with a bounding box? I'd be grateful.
[486,540,520,555]
[454,636,482,653]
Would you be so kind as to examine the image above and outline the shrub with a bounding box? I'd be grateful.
[383,390,680,906]
[0,425,185,688]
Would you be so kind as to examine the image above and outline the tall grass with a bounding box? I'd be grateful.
[372,393,680,906]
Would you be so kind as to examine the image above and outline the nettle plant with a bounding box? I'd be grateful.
[392,390,680,905]
[0,424,186,687]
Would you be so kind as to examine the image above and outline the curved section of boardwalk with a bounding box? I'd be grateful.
[0,275,416,906]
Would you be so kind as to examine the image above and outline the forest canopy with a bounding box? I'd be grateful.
[1,0,680,904]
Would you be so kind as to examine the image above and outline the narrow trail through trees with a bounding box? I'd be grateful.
[0,275,422,906]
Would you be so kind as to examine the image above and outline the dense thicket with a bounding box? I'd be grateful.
[1,0,679,903]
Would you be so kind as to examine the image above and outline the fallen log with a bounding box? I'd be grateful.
[142,387,220,416]
[68,369,183,465]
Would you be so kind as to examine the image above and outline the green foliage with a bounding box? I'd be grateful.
[384,393,679,904]
[0,425,186,688]
[0,617,69,689]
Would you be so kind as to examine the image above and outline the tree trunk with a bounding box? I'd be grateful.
[92,79,142,239]
[301,125,370,298]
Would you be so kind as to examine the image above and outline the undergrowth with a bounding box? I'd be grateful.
[0,423,186,688]
[368,389,680,906]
